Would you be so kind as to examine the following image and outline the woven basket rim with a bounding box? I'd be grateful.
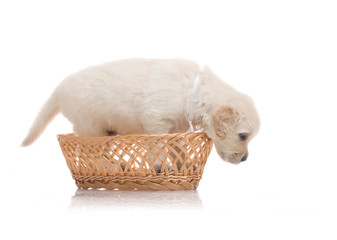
[58,131,213,190]
[57,131,207,140]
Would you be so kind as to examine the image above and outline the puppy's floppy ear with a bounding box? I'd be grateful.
[212,106,239,139]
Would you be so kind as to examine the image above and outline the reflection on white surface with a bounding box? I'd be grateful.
[69,189,203,210]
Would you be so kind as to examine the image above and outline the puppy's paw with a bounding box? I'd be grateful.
[173,162,197,172]
[154,164,162,173]
[154,161,171,173]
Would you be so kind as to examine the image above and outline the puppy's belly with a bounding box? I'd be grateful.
[60,98,187,136]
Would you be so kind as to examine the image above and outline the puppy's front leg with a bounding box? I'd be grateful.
[146,143,171,173]
[142,121,172,173]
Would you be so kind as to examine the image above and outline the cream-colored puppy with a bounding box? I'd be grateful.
[22,58,260,164]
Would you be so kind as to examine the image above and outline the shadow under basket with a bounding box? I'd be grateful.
[58,132,213,190]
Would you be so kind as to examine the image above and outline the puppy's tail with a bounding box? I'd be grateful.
[21,92,60,147]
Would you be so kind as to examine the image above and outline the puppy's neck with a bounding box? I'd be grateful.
[188,71,203,132]
[191,66,239,131]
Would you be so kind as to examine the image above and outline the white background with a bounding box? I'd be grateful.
[1,0,336,239]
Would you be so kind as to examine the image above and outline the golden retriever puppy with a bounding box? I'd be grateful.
[21,58,260,164]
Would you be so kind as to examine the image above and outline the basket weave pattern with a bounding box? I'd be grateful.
[58,132,213,190]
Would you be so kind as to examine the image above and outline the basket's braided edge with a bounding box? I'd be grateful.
[73,174,201,190]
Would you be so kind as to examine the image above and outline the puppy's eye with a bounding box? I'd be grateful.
[239,133,247,141]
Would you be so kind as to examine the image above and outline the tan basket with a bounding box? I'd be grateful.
[58,132,213,190]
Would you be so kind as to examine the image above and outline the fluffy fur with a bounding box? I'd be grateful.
[22,58,260,164]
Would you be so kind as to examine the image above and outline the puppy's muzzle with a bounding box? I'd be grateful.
[241,155,248,162]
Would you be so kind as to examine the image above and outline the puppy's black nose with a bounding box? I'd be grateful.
[241,156,248,162]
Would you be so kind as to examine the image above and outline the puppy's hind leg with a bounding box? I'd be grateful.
[73,123,117,171]
[73,123,105,137]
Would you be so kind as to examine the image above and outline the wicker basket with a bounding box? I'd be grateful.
[58,132,213,191]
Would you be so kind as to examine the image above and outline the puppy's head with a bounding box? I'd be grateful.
[205,97,260,164]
